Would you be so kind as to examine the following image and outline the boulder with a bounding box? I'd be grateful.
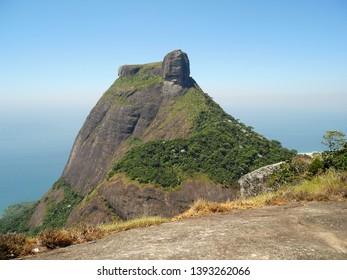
[238,162,285,198]
[162,49,191,86]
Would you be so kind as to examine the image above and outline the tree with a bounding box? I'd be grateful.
[321,130,346,152]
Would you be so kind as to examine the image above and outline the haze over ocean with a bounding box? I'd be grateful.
[0,108,85,215]
[1,0,346,214]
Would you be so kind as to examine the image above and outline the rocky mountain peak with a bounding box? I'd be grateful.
[163,49,191,86]
[118,49,192,87]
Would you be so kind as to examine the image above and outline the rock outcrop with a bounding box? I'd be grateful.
[118,65,141,76]
[118,63,162,77]
[162,50,191,86]
[238,162,284,198]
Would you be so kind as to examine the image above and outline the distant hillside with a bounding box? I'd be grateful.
[4,50,296,234]
[0,202,36,234]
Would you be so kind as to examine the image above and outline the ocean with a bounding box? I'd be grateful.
[0,105,346,216]
[0,107,87,216]
[229,107,347,153]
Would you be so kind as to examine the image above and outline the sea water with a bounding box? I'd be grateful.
[0,106,346,215]
[229,107,347,153]
[0,107,86,216]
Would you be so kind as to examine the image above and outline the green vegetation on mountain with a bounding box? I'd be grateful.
[0,202,37,234]
[110,90,296,188]
[40,178,83,231]
[0,179,83,236]
[106,62,163,96]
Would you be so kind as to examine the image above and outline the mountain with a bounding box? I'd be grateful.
[26,50,295,231]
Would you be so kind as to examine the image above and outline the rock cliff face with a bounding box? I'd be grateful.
[29,50,295,229]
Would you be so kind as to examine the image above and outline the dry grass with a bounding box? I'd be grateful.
[0,217,168,259]
[172,198,265,221]
[37,217,168,250]
[38,224,106,250]
[98,216,168,232]
[0,233,35,259]
[273,169,347,202]
[39,229,75,249]
[173,170,347,221]
[39,224,106,250]
[68,224,106,243]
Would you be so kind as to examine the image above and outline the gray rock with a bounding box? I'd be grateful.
[238,162,285,198]
[118,65,141,76]
[162,49,191,86]
[118,63,163,77]
[25,201,347,260]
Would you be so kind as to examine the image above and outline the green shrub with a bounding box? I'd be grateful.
[308,158,324,175]
[268,155,314,188]
[321,143,347,171]
[330,144,347,170]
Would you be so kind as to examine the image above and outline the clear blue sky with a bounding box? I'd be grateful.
[1,0,346,126]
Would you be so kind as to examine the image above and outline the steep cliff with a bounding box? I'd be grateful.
[29,50,295,229]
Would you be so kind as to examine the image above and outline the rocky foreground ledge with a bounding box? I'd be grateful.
[24,201,347,260]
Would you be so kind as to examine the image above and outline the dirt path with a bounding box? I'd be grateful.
[25,201,347,260]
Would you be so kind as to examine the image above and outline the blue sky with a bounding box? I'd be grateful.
[0,0,346,143]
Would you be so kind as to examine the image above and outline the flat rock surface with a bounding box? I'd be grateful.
[26,201,347,260]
